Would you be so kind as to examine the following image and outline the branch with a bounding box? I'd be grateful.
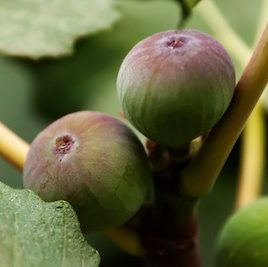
[0,121,29,171]
[182,23,268,197]
[195,0,267,207]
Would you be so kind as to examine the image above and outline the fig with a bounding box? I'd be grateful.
[216,198,268,267]
[117,29,235,147]
[23,111,152,232]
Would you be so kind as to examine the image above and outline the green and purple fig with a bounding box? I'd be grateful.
[117,29,235,147]
[216,198,268,267]
[23,111,152,232]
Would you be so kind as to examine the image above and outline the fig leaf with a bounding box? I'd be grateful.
[0,181,100,267]
[0,0,119,59]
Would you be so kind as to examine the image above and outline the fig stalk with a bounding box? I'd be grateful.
[182,23,268,197]
[142,215,201,267]
[235,1,268,209]
[197,0,267,208]
[140,141,201,267]
[0,121,29,171]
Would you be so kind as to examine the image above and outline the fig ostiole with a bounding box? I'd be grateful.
[117,29,236,148]
[23,111,152,232]
[216,198,268,267]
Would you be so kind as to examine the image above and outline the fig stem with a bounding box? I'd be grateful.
[141,190,201,267]
[0,121,29,171]
[141,141,201,267]
[196,0,267,206]
[182,23,268,197]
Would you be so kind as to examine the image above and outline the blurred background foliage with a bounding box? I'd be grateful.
[0,0,265,266]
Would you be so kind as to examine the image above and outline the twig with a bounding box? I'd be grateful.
[182,23,268,197]
[190,0,267,203]
[0,121,29,171]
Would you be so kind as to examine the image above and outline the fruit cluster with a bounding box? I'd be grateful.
[23,29,235,232]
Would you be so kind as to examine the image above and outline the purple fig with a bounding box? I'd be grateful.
[23,111,152,232]
[117,29,235,147]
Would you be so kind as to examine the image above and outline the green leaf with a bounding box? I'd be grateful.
[0,181,100,267]
[0,0,120,59]
[30,0,180,120]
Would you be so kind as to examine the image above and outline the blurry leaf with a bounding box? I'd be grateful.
[0,0,119,59]
[28,36,121,120]
[0,181,100,267]
[30,1,180,120]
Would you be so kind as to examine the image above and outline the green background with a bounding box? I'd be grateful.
[0,1,265,266]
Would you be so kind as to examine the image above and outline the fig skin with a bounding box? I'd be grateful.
[117,29,235,147]
[23,111,152,232]
[216,198,268,267]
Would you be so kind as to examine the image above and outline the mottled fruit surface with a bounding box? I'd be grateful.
[23,111,152,232]
[216,198,268,267]
[117,29,235,147]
